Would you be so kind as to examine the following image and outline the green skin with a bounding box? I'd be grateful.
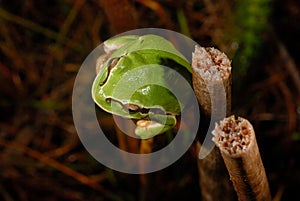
[92,34,191,139]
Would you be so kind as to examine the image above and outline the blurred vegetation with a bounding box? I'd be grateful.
[0,0,300,201]
[231,0,271,77]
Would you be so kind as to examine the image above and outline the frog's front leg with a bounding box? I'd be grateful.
[135,114,177,139]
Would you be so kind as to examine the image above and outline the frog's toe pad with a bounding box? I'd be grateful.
[135,120,171,139]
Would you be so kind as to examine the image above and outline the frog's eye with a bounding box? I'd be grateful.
[123,104,151,114]
[124,104,140,114]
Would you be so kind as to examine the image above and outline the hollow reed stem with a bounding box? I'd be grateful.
[192,45,236,201]
[212,115,272,201]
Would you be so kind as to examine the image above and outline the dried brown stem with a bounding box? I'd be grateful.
[99,0,138,34]
[276,38,300,96]
[212,115,272,201]
[192,45,236,201]
[139,138,154,201]
[195,142,236,201]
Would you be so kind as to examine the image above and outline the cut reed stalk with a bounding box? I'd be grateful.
[192,45,236,201]
[212,115,272,201]
[192,46,232,117]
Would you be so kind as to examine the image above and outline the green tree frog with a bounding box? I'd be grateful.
[92,34,192,139]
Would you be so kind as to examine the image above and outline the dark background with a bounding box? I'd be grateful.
[0,0,299,200]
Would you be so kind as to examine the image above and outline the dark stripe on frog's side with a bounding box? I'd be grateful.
[99,57,120,86]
